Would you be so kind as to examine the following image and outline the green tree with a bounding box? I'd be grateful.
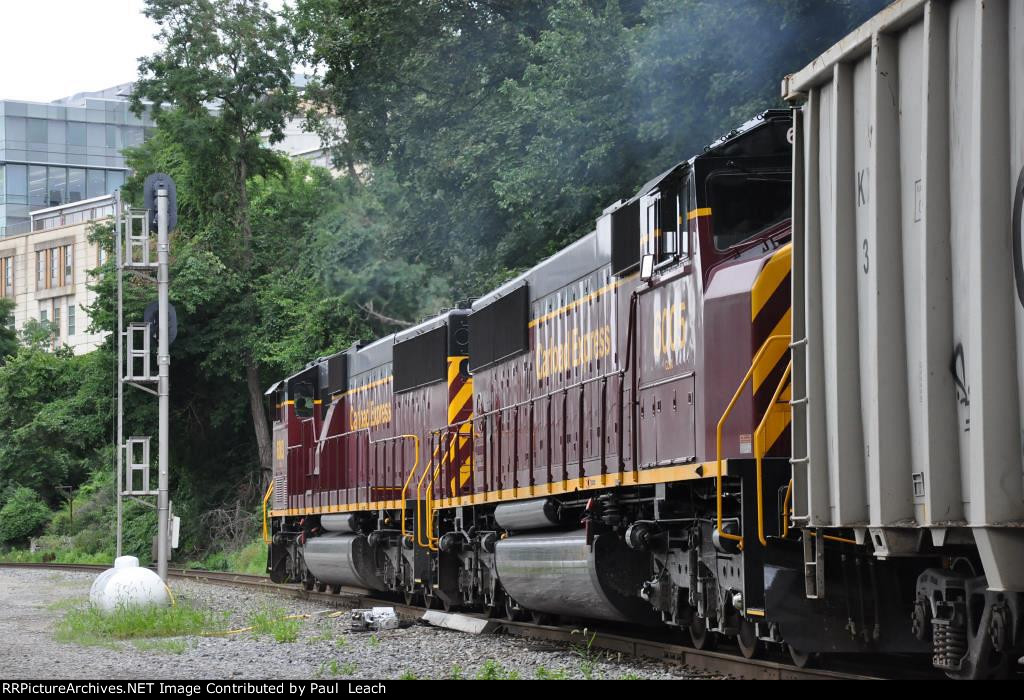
[0,486,52,545]
[0,298,16,364]
[131,0,303,475]
[297,0,889,314]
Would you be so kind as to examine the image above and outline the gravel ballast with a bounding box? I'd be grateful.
[0,567,718,680]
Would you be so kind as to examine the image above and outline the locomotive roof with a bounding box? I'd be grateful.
[393,307,471,345]
[472,226,612,311]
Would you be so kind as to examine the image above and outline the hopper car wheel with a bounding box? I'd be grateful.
[302,574,315,591]
[689,616,718,651]
[736,619,761,659]
[330,584,341,595]
[787,644,818,669]
[403,589,422,606]
[315,581,327,593]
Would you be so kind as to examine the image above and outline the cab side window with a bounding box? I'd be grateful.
[293,380,315,418]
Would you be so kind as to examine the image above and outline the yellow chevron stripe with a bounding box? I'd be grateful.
[447,356,466,384]
[750,243,792,321]
[753,308,792,393]
[764,383,792,451]
[447,382,473,423]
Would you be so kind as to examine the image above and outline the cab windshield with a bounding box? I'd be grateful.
[708,171,791,251]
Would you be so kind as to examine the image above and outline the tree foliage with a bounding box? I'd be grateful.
[297,0,888,310]
[0,486,52,545]
[131,0,307,474]
[0,298,16,364]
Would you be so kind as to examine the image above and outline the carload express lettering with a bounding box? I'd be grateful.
[350,399,391,430]
[535,324,612,381]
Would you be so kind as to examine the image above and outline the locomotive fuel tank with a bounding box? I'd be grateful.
[494,530,656,623]
[303,533,387,590]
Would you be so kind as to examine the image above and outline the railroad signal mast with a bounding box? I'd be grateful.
[114,174,179,581]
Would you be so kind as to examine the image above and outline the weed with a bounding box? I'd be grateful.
[476,659,520,680]
[247,607,301,643]
[618,672,641,680]
[56,603,222,647]
[534,666,567,680]
[132,638,189,654]
[367,634,380,648]
[449,664,465,680]
[398,671,419,680]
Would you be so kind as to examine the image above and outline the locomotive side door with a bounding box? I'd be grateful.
[636,178,698,467]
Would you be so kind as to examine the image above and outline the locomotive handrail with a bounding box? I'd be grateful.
[715,333,791,549]
[390,434,420,543]
[262,481,274,545]
[754,358,792,546]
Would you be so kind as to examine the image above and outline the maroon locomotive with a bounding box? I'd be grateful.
[265,111,927,666]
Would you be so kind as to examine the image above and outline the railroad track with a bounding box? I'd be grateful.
[1,561,924,680]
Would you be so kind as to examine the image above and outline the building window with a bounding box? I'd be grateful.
[63,244,72,284]
[53,304,61,339]
[49,249,58,287]
[28,165,47,208]
[67,303,76,336]
[48,167,67,207]
[37,252,45,288]
[40,308,48,323]
[87,169,106,199]
[1,256,13,297]
[67,169,85,203]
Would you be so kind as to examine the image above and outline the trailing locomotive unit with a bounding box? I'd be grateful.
[265,308,473,608]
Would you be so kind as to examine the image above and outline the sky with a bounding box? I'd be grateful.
[0,0,287,104]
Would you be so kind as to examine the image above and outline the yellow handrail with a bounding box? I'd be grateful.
[415,439,444,549]
[781,478,857,545]
[396,434,421,544]
[754,359,792,546]
[261,481,275,545]
[782,478,793,538]
[715,334,791,548]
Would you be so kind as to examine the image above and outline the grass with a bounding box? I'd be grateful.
[535,666,568,680]
[398,671,419,680]
[247,607,301,643]
[618,672,641,680]
[367,634,380,648]
[571,628,600,680]
[316,660,356,678]
[1,548,114,565]
[56,603,224,647]
[132,638,190,654]
[476,659,520,680]
[193,540,267,575]
[46,596,88,612]
[449,664,465,680]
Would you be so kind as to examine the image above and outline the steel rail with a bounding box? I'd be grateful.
[1,561,910,681]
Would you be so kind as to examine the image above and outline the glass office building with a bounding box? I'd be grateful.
[0,84,155,237]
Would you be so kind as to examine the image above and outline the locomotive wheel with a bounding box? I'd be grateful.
[504,593,529,622]
[689,616,718,651]
[403,589,422,606]
[302,573,315,591]
[531,611,557,626]
[787,644,818,669]
[736,619,761,659]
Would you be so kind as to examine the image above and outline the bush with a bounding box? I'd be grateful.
[0,487,52,544]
